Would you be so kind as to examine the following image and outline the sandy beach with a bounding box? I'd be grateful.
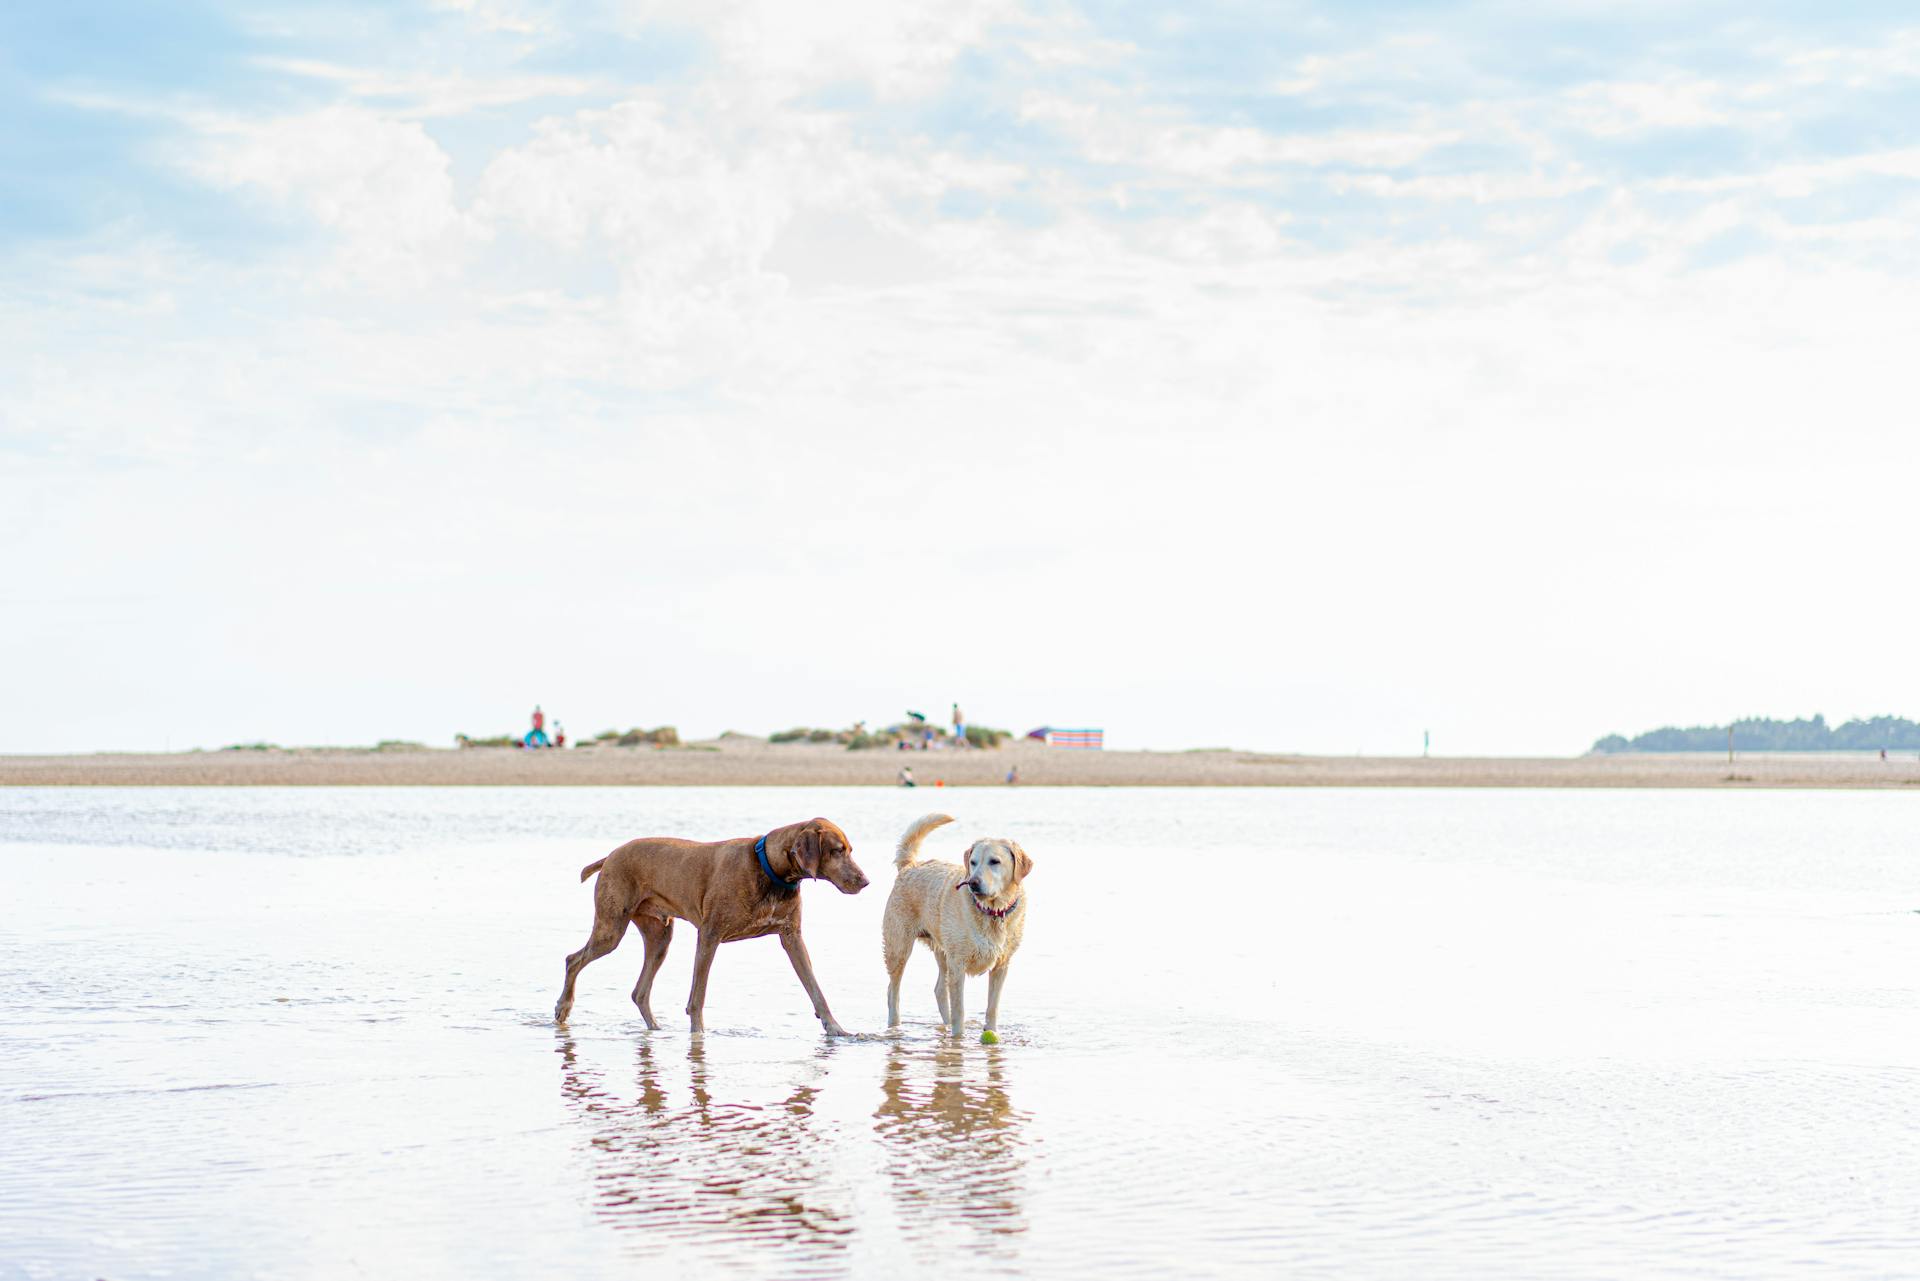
[3,739,1917,787]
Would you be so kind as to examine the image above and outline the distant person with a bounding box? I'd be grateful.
[1881,748,1888,761]
[525,704,551,749]
[899,765,916,787]
[554,723,567,750]
[952,702,966,747]
[1005,766,1019,785]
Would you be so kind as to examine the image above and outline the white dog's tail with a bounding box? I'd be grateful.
[896,813,955,870]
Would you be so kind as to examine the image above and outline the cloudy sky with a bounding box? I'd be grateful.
[5,1,1918,756]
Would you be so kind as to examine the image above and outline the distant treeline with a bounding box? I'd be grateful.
[1593,715,1920,753]
[772,723,1013,750]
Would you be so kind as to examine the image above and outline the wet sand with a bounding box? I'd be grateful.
[8,786,1919,1278]
[4,740,1918,787]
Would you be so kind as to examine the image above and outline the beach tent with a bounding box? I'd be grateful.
[1045,729,1104,750]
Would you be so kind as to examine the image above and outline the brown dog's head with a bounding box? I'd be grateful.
[790,818,868,894]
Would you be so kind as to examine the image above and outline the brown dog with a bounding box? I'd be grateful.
[554,817,869,1035]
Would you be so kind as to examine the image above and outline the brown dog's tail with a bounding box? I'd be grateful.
[579,857,608,883]
[896,813,954,870]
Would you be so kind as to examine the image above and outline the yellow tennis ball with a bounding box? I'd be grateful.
[980,1029,1000,1045]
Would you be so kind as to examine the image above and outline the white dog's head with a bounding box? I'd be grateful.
[961,838,1033,900]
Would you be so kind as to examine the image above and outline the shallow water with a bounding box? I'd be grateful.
[2,786,1917,1278]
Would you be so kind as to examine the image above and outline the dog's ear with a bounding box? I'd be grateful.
[1010,842,1033,882]
[792,825,823,878]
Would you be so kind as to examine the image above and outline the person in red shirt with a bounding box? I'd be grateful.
[526,705,551,748]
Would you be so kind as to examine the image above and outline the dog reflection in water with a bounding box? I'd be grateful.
[873,1044,1031,1246]
[555,1035,853,1255]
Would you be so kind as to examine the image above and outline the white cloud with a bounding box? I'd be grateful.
[183,106,481,282]
[250,56,604,117]
[1648,147,1920,198]
[1773,26,1920,87]
[1567,78,1740,136]
[471,96,813,374]
[430,0,555,35]
[615,0,1021,100]
[1331,169,1599,204]
[1020,92,1460,178]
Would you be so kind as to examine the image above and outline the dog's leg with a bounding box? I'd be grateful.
[885,954,908,1029]
[984,962,1011,1034]
[555,917,626,1022]
[944,964,966,1037]
[933,955,952,1026]
[685,928,721,1034]
[779,928,848,1037]
[882,927,912,1029]
[630,916,673,1030]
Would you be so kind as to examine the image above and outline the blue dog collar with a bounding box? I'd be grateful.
[754,833,799,890]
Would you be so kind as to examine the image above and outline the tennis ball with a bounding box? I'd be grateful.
[980,1029,1000,1045]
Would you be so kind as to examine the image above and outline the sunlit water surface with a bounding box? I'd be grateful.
[3,786,1917,1278]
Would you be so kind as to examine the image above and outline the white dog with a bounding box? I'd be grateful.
[882,813,1033,1037]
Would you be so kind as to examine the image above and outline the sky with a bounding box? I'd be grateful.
[5,1,1920,756]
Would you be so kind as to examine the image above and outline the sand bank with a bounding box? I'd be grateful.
[3,740,1919,787]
